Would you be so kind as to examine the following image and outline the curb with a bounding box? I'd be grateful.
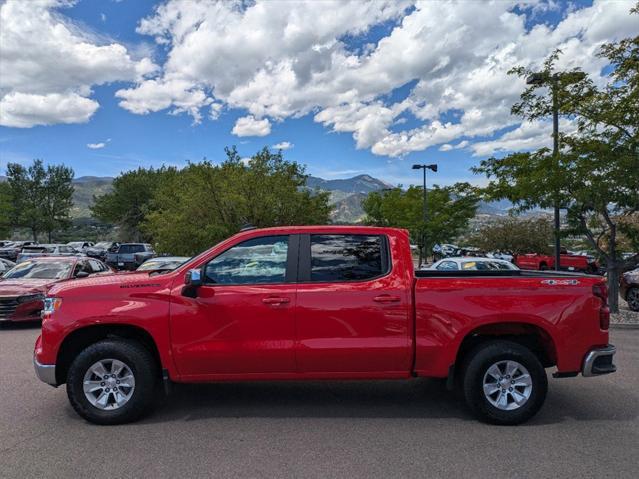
[610,323,639,330]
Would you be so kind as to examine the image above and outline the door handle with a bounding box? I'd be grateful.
[262,297,291,305]
[373,295,401,303]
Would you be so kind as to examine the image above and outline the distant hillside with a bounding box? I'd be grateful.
[306,174,392,194]
[70,176,114,218]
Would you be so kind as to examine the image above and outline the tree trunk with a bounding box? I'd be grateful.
[32,228,37,242]
[47,230,52,243]
[607,263,620,314]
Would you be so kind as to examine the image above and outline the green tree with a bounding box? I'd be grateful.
[5,159,75,242]
[362,183,479,262]
[0,181,13,238]
[474,20,638,311]
[467,217,554,255]
[41,164,75,242]
[143,147,331,255]
[91,166,176,242]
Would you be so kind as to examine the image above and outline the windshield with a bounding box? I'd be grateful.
[68,242,83,248]
[3,260,73,279]
[94,242,111,249]
[137,258,188,271]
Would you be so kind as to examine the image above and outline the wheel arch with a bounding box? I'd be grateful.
[55,324,162,385]
[454,321,558,372]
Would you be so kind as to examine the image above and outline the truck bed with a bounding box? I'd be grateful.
[412,269,605,378]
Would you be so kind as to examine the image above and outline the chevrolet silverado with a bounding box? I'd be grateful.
[34,226,616,425]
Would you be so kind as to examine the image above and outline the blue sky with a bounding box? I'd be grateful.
[0,0,635,186]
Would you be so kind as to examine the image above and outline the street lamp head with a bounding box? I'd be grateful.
[412,164,423,170]
[526,72,545,86]
[427,164,438,172]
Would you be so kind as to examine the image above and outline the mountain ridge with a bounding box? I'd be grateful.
[2,173,512,222]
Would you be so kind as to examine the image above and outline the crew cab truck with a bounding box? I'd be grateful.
[34,226,616,425]
[106,243,156,271]
[515,250,599,273]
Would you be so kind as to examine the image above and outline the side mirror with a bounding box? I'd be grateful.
[75,271,90,279]
[185,268,203,287]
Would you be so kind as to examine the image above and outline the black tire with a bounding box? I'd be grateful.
[539,263,548,271]
[66,339,158,425]
[461,340,547,425]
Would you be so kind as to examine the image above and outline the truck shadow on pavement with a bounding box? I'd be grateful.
[0,320,41,330]
[128,376,637,426]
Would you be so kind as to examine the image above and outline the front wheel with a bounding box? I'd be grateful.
[462,340,548,425]
[66,339,158,425]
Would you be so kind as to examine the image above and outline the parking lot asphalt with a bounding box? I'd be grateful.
[1,324,637,479]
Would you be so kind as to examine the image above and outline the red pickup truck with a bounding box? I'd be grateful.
[515,251,599,273]
[34,226,615,425]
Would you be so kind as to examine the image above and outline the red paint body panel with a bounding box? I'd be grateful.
[35,226,610,385]
[295,229,413,375]
[414,276,608,377]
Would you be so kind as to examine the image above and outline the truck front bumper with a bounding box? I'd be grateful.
[582,344,616,377]
[34,356,57,386]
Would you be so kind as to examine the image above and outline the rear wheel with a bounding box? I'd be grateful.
[462,340,547,425]
[539,263,548,271]
[66,339,158,425]
[627,287,639,312]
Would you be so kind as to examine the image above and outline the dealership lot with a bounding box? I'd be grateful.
[1,325,637,479]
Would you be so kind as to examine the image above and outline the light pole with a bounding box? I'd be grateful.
[526,71,585,271]
[412,163,437,267]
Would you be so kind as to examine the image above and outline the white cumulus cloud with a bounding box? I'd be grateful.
[87,138,111,149]
[272,141,293,150]
[232,116,272,137]
[0,0,156,128]
[0,92,98,128]
[121,0,635,157]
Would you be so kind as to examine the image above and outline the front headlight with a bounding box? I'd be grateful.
[42,297,63,317]
[17,293,45,304]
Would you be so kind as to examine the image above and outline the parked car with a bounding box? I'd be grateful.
[620,267,639,312]
[0,256,111,322]
[67,241,94,253]
[432,243,461,258]
[85,242,120,261]
[106,243,156,270]
[514,250,599,273]
[486,251,514,262]
[136,256,190,273]
[0,258,16,277]
[16,244,78,263]
[430,257,520,271]
[0,241,37,262]
[35,226,614,426]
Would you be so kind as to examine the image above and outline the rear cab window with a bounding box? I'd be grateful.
[304,234,389,282]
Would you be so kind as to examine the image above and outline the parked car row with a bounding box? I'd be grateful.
[432,242,602,274]
[0,236,186,321]
[0,256,112,322]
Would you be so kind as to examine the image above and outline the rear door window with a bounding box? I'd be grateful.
[308,234,387,282]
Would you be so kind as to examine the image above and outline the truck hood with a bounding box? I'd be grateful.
[47,271,163,296]
[0,278,56,296]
